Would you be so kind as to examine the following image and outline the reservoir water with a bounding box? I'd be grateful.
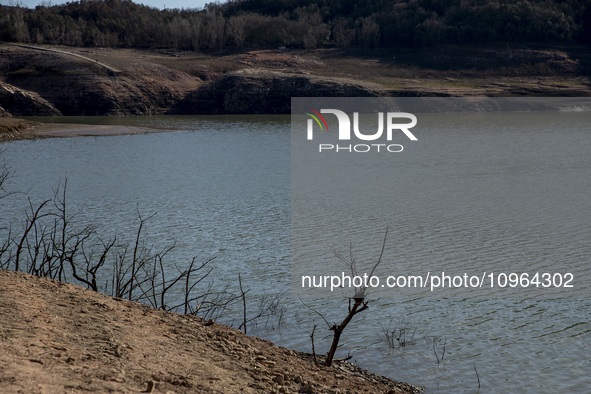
[1,113,590,393]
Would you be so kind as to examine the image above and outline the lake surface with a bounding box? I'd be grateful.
[1,113,590,393]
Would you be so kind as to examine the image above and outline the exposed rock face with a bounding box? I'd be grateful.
[176,69,388,114]
[2,45,590,117]
[1,47,199,116]
[0,81,62,116]
[52,63,199,116]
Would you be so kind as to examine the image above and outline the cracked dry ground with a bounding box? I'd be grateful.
[0,271,419,394]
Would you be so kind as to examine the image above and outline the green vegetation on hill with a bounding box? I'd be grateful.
[1,0,591,50]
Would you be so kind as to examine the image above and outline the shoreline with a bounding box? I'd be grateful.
[0,117,173,141]
[4,95,591,142]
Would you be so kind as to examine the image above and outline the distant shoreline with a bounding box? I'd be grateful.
[0,117,172,141]
[2,43,591,119]
[4,96,591,141]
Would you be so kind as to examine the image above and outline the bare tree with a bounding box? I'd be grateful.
[13,198,52,273]
[0,151,14,266]
[51,180,95,283]
[188,15,202,52]
[12,6,31,43]
[324,227,389,366]
[333,17,354,48]
[1,174,286,333]
[77,237,116,291]
[302,227,390,366]
[356,15,380,49]
[0,148,14,201]
[299,12,329,49]
[128,208,156,300]
[168,16,197,50]
[205,9,226,50]
[236,273,286,334]
[228,15,246,49]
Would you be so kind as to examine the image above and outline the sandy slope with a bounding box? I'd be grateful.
[0,271,420,394]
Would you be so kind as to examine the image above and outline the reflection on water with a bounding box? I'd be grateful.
[2,114,591,393]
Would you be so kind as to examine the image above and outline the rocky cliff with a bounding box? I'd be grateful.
[176,69,388,114]
[0,81,62,116]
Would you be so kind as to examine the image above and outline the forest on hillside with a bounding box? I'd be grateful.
[1,0,591,50]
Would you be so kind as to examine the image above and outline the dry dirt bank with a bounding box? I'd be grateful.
[0,271,420,394]
[0,44,200,116]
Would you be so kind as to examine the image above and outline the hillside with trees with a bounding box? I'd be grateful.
[1,0,591,51]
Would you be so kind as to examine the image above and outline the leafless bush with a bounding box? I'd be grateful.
[236,273,286,334]
[433,337,447,365]
[0,148,13,201]
[0,150,15,267]
[0,177,284,329]
[378,317,447,367]
[378,318,429,349]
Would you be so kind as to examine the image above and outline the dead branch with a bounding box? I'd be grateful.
[324,227,390,366]
[310,321,319,366]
